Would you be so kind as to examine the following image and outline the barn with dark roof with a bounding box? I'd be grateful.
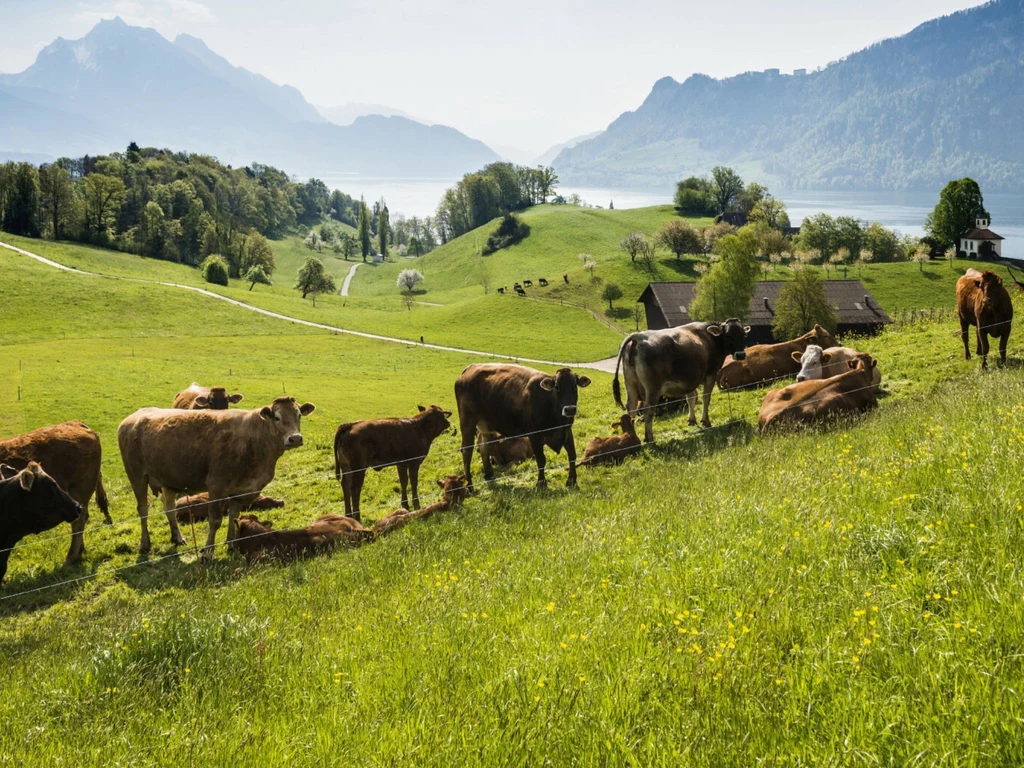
[638,280,892,344]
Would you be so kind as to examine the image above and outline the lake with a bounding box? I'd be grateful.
[318,174,1024,258]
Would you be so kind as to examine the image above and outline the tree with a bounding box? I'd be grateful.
[656,219,702,259]
[377,197,390,260]
[737,182,767,216]
[631,302,643,330]
[0,163,41,236]
[863,222,899,262]
[771,268,838,341]
[674,176,715,216]
[37,164,75,240]
[357,198,371,262]
[397,268,424,293]
[338,233,357,260]
[689,229,760,321]
[855,249,874,275]
[698,221,736,256]
[201,255,230,286]
[139,201,165,257]
[912,243,931,272]
[295,257,336,305]
[82,173,126,241]
[749,195,790,230]
[925,178,986,251]
[579,253,597,278]
[245,265,273,291]
[944,247,957,269]
[408,237,424,257]
[602,283,624,311]
[637,238,656,273]
[710,166,744,214]
[240,233,276,279]
[537,166,558,202]
[304,229,324,252]
[798,213,838,258]
[620,231,648,262]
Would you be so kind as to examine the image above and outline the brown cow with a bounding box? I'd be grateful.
[234,475,469,563]
[0,421,111,565]
[455,364,591,490]
[475,430,534,473]
[957,269,1013,369]
[758,354,879,433]
[580,414,642,467]
[172,383,244,410]
[718,325,839,390]
[793,345,882,390]
[333,405,452,521]
[118,396,315,557]
[175,492,285,524]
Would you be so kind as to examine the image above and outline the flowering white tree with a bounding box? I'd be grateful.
[397,269,424,293]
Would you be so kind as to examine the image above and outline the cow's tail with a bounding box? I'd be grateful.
[95,471,112,525]
[613,334,643,410]
[333,424,353,484]
[1006,265,1024,292]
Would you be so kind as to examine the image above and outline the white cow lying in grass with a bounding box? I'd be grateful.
[793,345,882,391]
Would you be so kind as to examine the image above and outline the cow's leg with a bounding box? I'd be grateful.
[960,319,972,360]
[410,462,421,510]
[0,544,10,585]
[1000,331,1010,366]
[685,390,699,428]
[397,464,410,510]
[700,375,716,429]
[351,470,367,522]
[134,482,153,554]
[531,435,548,488]
[65,500,88,564]
[565,428,578,489]
[225,498,242,549]
[459,416,478,491]
[979,330,990,370]
[161,489,187,546]
[482,448,495,481]
[203,496,223,559]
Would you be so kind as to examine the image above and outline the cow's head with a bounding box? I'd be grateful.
[435,474,470,506]
[794,344,825,382]
[812,324,839,348]
[849,354,877,373]
[974,271,1004,308]
[259,397,316,449]
[0,461,81,529]
[613,413,635,434]
[417,405,453,438]
[707,319,751,360]
[539,368,591,421]
[195,386,244,410]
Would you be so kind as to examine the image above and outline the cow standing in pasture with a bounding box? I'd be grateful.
[580,414,642,467]
[455,364,591,489]
[497,287,506,295]
[515,285,527,297]
[333,405,453,521]
[957,269,1013,369]
[613,319,750,443]
[758,355,879,433]
[0,462,81,585]
[0,421,111,565]
[172,383,244,410]
[523,279,533,288]
[118,396,315,557]
[717,325,838,390]
[539,278,549,287]
[794,345,882,390]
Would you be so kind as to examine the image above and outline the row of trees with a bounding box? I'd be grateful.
[673,167,790,228]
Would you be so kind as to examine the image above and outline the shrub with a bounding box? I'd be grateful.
[483,214,531,254]
[201,255,229,286]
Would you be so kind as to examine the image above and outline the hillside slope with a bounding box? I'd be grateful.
[556,0,1024,191]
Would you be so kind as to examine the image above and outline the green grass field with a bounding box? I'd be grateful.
[2,212,1022,764]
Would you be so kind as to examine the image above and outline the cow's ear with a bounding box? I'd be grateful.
[259,406,275,420]
[791,351,803,363]
[18,468,35,492]
[871,359,878,368]
[436,478,444,487]
[299,402,316,416]
[0,464,17,481]
[229,393,244,404]
[194,395,209,408]
[418,405,426,412]
[706,324,722,336]
[744,325,752,334]
[821,353,832,363]
[539,377,556,391]
[577,375,592,388]
[442,410,452,418]
[848,360,858,369]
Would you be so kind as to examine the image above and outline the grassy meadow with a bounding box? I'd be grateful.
[1,212,1023,764]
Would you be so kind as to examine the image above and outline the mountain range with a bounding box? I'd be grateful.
[555,0,1024,192]
[0,17,499,178]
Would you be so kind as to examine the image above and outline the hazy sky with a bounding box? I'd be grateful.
[1,0,984,156]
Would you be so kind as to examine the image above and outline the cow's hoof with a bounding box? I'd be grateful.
[139,542,151,555]
[701,421,712,429]
[200,549,216,561]
[172,536,187,547]
[566,479,578,490]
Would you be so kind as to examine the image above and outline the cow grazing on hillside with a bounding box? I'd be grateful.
[718,325,838,390]
[758,354,879,433]
[0,421,110,566]
[957,269,1013,369]
[580,414,642,467]
[333,405,453,521]
[515,285,527,297]
[234,475,469,563]
[563,274,569,284]
[0,462,81,585]
[172,383,244,410]
[475,430,534,473]
[539,278,549,287]
[794,345,882,390]
[118,396,315,557]
[497,287,506,295]
[175,492,285,524]
[455,364,591,489]
[614,320,750,443]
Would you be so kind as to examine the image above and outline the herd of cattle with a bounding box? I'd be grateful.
[497,274,569,296]
[0,269,1014,588]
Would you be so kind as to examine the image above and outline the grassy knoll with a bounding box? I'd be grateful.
[2,231,1024,763]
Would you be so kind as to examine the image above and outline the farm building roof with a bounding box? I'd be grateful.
[638,280,893,329]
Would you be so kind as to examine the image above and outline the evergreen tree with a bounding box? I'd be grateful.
[358,198,371,262]
[378,197,390,260]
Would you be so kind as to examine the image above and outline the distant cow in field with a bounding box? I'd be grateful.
[614,320,750,443]
[497,287,506,295]
[563,274,569,284]
[539,278,549,287]
[475,430,535,474]
[957,269,1013,369]
[234,475,469,563]
[515,286,527,297]
[523,279,533,288]
[173,383,244,410]
[456,363,591,489]
[118,396,315,556]
[758,354,879,433]
[718,325,838,390]
[0,462,81,585]
[0,421,111,566]
[333,405,453,521]
[580,414,642,467]
[175,492,285,525]
[794,345,882,390]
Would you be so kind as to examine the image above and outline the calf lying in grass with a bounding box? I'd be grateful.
[175,492,285,524]
[234,475,469,563]
[580,414,642,467]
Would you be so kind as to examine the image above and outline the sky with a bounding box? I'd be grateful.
[0,0,986,158]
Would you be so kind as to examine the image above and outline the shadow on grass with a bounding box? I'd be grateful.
[659,257,701,279]
[648,419,756,462]
[606,307,633,321]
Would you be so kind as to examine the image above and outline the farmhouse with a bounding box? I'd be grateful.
[959,213,1004,259]
[638,280,892,344]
